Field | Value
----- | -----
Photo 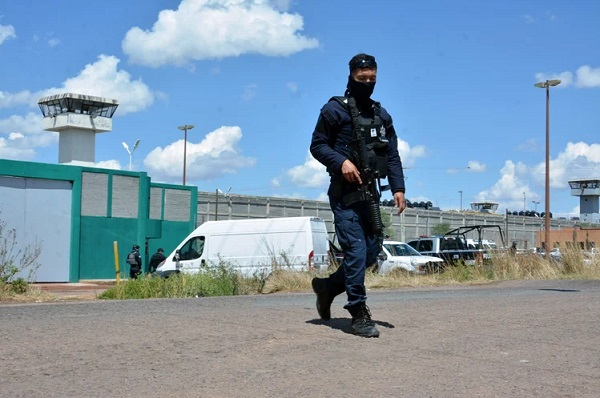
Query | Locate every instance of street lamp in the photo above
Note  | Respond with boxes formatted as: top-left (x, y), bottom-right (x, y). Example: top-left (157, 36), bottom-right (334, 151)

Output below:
top-left (215, 187), bottom-right (232, 220)
top-left (523, 192), bottom-right (526, 213)
top-left (121, 139), bottom-right (140, 171)
top-left (532, 200), bottom-right (540, 213)
top-left (534, 79), bottom-right (561, 251)
top-left (458, 190), bottom-right (463, 211)
top-left (177, 125), bottom-right (194, 185)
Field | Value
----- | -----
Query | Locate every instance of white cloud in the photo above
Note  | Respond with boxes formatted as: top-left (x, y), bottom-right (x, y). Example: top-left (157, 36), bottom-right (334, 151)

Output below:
top-left (476, 141), bottom-right (600, 212)
top-left (287, 138), bottom-right (427, 189)
top-left (475, 160), bottom-right (533, 211)
top-left (48, 38), bottom-right (60, 47)
top-left (94, 160), bottom-right (122, 170)
top-left (0, 55), bottom-right (154, 115)
top-left (467, 160), bottom-right (486, 172)
top-left (143, 125), bottom-right (255, 181)
top-left (522, 15), bottom-right (535, 24)
top-left (396, 139), bottom-right (426, 168)
top-left (242, 84), bottom-right (258, 101)
top-left (286, 82), bottom-right (298, 93)
top-left (43, 55), bottom-right (154, 115)
top-left (534, 65), bottom-right (600, 89)
top-left (315, 191), bottom-right (328, 202)
top-left (287, 151), bottom-right (328, 188)
top-left (0, 90), bottom-right (33, 108)
top-left (122, 0), bottom-right (319, 67)
top-left (515, 137), bottom-right (538, 152)
top-left (531, 141), bottom-right (600, 188)
top-left (545, 11), bottom-right (557, 22)
top-left (575, 65), bottom-right (600, 88)
top-left (0, 24), bottom-right (16, 45)
top-left (0, 112), bottom-right (57, 160)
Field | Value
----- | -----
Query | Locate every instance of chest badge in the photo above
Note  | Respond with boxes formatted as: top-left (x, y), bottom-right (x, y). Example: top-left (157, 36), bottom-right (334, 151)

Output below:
top-left (370, 128), bottom-right (377, 137)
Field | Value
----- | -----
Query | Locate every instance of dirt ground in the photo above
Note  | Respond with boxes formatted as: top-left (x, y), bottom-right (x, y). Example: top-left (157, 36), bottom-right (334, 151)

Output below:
top-left (24, 281), bottom-right (114, 302)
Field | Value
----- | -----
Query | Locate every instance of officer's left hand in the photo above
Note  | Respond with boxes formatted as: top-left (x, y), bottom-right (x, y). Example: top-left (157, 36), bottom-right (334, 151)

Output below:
top-left (394, 191), bottom-right (406, 214)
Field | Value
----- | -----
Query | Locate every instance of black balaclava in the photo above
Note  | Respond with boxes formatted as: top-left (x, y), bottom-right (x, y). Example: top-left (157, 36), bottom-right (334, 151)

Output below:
top-left (346, 53), bottom-right (377, 104)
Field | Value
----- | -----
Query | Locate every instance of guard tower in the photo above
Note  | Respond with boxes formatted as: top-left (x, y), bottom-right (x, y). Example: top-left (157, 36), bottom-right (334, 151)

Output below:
top-left (470, 201), bottom-right (499, 213)
top-left (38, 93), bottom-right (119, 165)
top-left (569, 178), bottom-right (600, 223)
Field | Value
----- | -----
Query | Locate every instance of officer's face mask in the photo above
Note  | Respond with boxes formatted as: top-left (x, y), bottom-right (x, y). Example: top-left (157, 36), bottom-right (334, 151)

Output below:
top-left (347, 77), bottom-right (376, 102)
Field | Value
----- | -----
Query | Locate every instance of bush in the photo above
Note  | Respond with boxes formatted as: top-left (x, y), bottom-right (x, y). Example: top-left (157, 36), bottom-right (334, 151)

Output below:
top-left (99, 264), bottom-right (254, 300)
top-left (0, 215), bottom-right (41, 293)
top-left (10, 278), bottom-right (29, 294)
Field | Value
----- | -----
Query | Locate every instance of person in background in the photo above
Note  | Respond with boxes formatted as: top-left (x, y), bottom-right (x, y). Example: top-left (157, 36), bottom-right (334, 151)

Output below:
top-left (126, 244), bottom-right (143, 279)
top-left (309, 53), bottom-right (406, 338)
top-left (149, 248), bottom-right (166, 273)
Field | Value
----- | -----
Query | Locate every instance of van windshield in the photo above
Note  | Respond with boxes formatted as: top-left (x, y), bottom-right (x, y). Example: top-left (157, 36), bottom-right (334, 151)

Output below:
top-left (179, 236), bottom-right (205, 260)
top-left (384, 242), bottom-right (421, 257)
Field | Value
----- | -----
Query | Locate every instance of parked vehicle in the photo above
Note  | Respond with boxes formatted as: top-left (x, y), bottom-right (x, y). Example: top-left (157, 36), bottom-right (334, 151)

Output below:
top-left (406, 225), bottom-right (505, 266)
top-left (378, 240), bottom-right (444, 274)
top-left (329, 240), bottom-right (345, 267)
top-left (155, 217), bottom-right (330, 278)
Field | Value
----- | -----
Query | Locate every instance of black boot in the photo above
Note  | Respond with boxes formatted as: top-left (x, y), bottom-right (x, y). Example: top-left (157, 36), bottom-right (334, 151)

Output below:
top-left (348, 304), bottom-right (380, 338)
top-left (311, 277), bottom-right (334, 320)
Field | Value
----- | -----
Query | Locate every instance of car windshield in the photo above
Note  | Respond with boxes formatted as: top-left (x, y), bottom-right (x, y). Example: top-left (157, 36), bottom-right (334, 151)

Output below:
top-left (384, 242), bottom-right (422, 256)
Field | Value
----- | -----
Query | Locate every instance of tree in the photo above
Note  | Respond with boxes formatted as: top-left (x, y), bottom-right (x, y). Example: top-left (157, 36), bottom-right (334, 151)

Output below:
top-left (432, 222), bottom-right (452, 235)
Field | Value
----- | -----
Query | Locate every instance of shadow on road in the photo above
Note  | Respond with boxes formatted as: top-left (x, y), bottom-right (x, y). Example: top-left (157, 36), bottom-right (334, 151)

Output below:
top-left (306, 318), bottom-right (395, 335)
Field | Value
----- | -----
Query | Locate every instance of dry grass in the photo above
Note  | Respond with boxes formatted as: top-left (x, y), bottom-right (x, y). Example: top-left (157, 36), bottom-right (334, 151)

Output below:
top-left (3, 248), bottom-right (598, 302)
top-left (0, 284), bottom-right (57, 303)
top-left (264, 247), bottom-right (600, 293)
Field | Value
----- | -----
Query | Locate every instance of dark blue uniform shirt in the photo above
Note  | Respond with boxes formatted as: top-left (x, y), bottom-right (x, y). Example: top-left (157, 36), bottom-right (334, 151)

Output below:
top-left (310, 97), bottom-right (405, 198)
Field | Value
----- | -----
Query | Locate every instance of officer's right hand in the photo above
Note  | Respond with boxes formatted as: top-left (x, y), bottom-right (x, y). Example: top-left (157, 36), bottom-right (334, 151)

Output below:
top-left (341, 159), bottom-right (362, 185)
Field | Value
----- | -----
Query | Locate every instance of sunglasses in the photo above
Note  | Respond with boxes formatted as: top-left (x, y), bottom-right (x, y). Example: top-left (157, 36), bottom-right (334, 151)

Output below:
top-left (351, 58), bottom-right (377, 70)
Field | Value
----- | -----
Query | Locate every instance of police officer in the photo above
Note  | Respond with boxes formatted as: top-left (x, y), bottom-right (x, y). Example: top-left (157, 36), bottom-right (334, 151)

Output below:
top-left (126, 244), bottom-right (143, 279)
top-left (149, 248), bottom-right (166, 273)
top-left (309, 53), bottom-right (406, 338)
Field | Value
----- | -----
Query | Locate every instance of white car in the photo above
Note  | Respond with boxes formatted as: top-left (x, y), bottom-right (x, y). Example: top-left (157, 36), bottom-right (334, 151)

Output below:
top-left (378, 240), bottom-right (445, 275)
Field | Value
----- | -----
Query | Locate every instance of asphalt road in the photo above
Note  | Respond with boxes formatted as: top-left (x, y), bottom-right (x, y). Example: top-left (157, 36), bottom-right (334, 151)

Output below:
top-left (1, 279), bottom-right (599, 398)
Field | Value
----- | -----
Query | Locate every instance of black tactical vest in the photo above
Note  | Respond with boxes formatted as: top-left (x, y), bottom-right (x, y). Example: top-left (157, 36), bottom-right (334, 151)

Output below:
top-left (331, 96), bottom-right (390, 178)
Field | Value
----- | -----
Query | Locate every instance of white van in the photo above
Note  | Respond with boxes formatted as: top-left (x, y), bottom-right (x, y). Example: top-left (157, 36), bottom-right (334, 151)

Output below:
top-left (156, 216), bottom-right (330, 278)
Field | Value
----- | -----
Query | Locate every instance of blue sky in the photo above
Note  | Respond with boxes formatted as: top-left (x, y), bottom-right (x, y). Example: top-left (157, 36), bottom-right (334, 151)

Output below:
top-left (1, 0), bottom-right (599, 217)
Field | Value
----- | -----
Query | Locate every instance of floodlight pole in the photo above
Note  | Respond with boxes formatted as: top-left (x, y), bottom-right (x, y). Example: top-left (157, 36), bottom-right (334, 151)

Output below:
top-left (177, 125), bottom-right (194, 185)
top-left (534, 79), bottom-right (561, 252)
top-left (215, 187), bottom-right (232, 220)
top-left (122, 139), bottom-right (140, 171)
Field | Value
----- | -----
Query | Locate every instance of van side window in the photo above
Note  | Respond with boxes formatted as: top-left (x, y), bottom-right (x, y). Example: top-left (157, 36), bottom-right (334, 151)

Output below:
top-left (180, 236), bottom-right (205, 260)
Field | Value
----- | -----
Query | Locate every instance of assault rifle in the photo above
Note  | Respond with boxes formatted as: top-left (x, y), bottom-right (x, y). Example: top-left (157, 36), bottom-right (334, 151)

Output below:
top-left (343, 98), bottom-right (388, 239)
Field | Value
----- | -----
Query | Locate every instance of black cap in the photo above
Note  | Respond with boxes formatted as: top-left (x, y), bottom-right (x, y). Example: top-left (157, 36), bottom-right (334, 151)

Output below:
top-left (157, 248), bottom-right (164, 253)
top-left (349, 53), bottom-right (377, 72)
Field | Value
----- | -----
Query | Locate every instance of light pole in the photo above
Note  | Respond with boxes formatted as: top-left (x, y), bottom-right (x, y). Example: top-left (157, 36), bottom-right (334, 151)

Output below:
top-left (458, 190), bottom-right (463, 211)
top-left (121, 139), bottom-right (140, 171)
top-left (215, 187), bottom-right (231, 220)
top-left (532, 200), bottom-right (540, 213)
top-left (534, 79), bottom-right (561, 252)
top-left (177, 125), bottom-right (194, 185)
top-left (523, 192), bottom-right (526, 213)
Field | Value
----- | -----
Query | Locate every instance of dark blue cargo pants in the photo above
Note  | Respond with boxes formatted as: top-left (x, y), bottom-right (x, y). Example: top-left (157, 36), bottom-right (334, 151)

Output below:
top-left (328, 195), bottom-right (380, 309)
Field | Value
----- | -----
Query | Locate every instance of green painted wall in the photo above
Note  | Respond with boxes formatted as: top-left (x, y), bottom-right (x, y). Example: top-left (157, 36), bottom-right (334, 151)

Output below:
top-left (0, 159), bottom-right (197, 282)
top-left (79, 216), bottom-right (138, 279)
